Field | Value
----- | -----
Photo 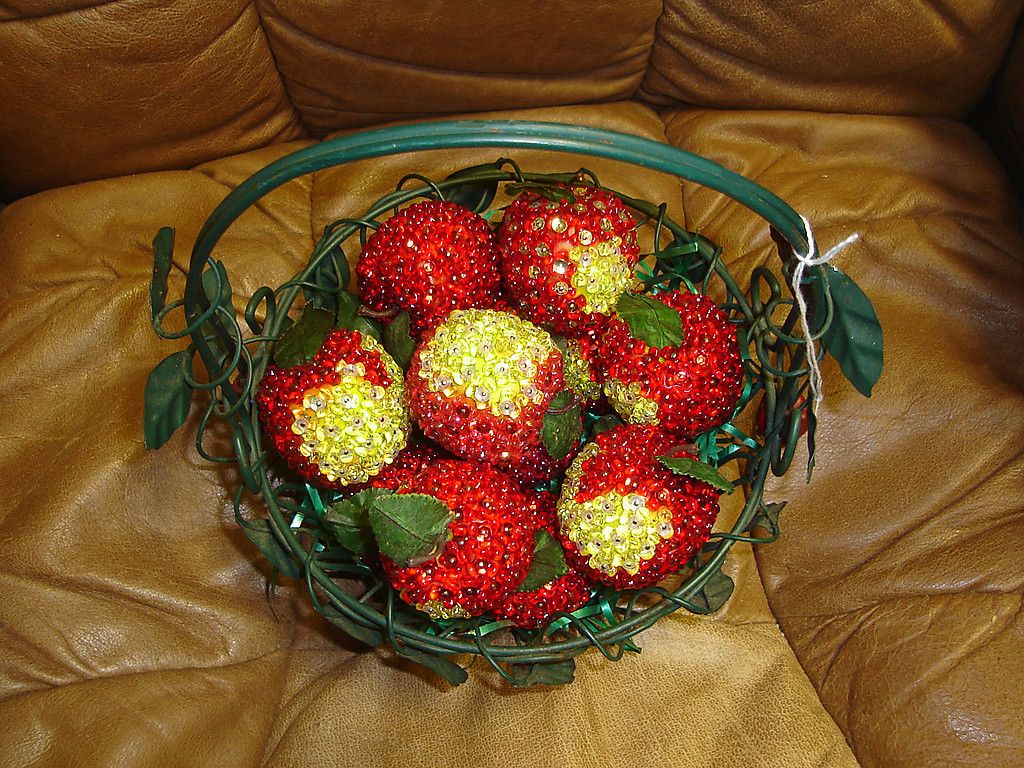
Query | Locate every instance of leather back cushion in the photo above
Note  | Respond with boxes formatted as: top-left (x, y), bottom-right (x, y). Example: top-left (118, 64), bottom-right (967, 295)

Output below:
top-left (642, 0), bottom-right (1024, 118)
top-left (0, 0), bottom-right (305, 199)
top-left (257, 0), bottom-right (662, 135)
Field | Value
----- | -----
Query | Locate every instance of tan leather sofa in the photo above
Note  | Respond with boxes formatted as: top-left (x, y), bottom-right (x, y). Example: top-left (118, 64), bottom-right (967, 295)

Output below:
top-left (1, 3), bottom-right (1022, 767)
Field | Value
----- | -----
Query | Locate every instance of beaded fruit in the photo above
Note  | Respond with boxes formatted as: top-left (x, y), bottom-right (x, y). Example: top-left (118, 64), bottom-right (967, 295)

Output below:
top-left (507, 441), bottom-right (578, 490)
top-left (406, 308), bottom-right (565, 467)
top-left (493, 491), bottom-right (592, 629)
top-left (356, 199), bottom-right (501, 336)
top-left (257, 329), bottom-right (410, 489)
top-left (600, 290), bottom-right (743, 439)
top-left (561, 332), bottom-right (603, 402)
top-left (498, 184), bottom-right (641, 337)
top-left (361, 442), bottom-right (446, 492)
top-left (380, 459), bottom-right (536, 619)
top-left (556, 425), bottom-right (720, 590)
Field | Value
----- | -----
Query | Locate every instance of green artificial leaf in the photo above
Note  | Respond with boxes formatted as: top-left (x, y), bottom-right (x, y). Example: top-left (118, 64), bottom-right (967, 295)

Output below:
top-left (590, 413), bottom-right (624, 436)
top-left (383, 311), bottom-right (416, 370)
top-left (616, 293), bottom-right (684, 348)
top-left (688, 568), bottom-right (735, 614)
top-left (394, 643), bottom-right (469, 686)
top-left (150, 227), bottom-right (175, 320)
top-left (143, 350), bottom-right (193, 449)
top-left (202, 259), bottom-right (232, 309)
top-left (324, 488), bottom-right (393, 554)
top-left (348, 316), bottom-right (383, 342)
top-left (517, 530), bottom-right (569, 592)
top-left (504, 182), bottom-right (575, 203)
top-left (368, 493), bottom-right (454, 567)
top-left (236, 517), bottom-right (302, 579)
top-left (746, 501), bottom-right (786, 540)
top-left (510, 658), bottom-right (576, 688)
top-left (654, 241), bottom-right (701, 262)
top-left (542, 391), bottom-right (582, 460)
top-left (316, 603), bottom-right (383, 647)
top-left (806, 406), bottom-right (818, 481)
top-left (444, 161), bottom-right (505, 213)
top-left (658, 456), bottom-right (734, 494)
top-left (814, 265), bottom-right (883, 397)
top-left (335, 291), bottom-right (361, 328)
top-left (273, 307), bottom-right (334, 368)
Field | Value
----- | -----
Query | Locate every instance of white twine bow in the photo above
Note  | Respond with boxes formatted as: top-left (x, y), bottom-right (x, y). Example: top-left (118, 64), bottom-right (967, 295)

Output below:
top-left (791, 215), bottom-right (859, 414)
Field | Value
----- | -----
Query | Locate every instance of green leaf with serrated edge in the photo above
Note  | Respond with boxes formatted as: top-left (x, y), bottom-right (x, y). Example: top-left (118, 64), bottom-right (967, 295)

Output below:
top-left (316, 603), bottom-right (383, 647)
top-left (143, 350), bottom-right (193, 449)
top-left (348, 316), bottom-right (382, 341)
top-left (590, 413), bottom-right (624, 436)
top-left (150, 227), bottom-right (174, 320)
top-left (444, 161), bottom-right (505, 213)
top-left (202, 259), bottom-right (232, 309)
top-left (273, 307), bottom-right (334, 368)
top-left (517, 530), bottom-right (569, 592)
top-left (813, 265), bottom-right (883, 397)
top-left (542, 391), bottom-right (582, 460)
top-left (746, 501), bottom-right (786, 539)
top-left (510, 658), bottom-right (576, 687)
top-left (368, 493), bottom-right (454, 567)
top-left (394, 644), bottom-right (469, 686)
top-left (324, 488), bottom-right (393, 554)
top-left (236, 517), bottom-right (302, 579)
top-left (616, 293), bottom-right (684, 348)
top-left (657, 456), bottom-right (734, 494)
top-left (688, 569), bottom-right (734, 614)
top-left (335, 291), bottom-right (361, 328)
top-left (383, 311), bottom-right (415, 370)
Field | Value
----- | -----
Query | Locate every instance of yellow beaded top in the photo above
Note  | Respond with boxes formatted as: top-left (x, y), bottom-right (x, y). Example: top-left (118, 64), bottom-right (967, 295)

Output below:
top-left (417, 309), bottom-right (557, 419)
top-left (563, 338), bottom-right (601, 400)
top-left (558, 442), bottom-right (674, 576)
top-left (566, 235), bottom-right (631, 315)
top-left (603, 378), bottom-right (660, 426)
top-left (290, 335), bottom-right (409, 485)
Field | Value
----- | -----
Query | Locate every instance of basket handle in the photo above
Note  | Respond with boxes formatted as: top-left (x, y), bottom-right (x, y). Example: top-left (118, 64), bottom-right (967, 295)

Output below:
top-left (183, 120), bottom-right (808, 322)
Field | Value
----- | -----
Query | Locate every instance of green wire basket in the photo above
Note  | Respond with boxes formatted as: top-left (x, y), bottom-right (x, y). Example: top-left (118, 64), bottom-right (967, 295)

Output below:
top-left (145, 120), bottom-right (881, 687)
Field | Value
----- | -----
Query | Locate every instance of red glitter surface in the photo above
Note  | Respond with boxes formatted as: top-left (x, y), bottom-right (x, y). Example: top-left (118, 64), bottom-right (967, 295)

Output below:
top-left (405, 316), bottom-right (565, 467)
top-left (380, 459), bottom-right (536, 617)
top-left (557, 425), bottom-right (721, 590)
top-left (256, 329), bottom-right (402, 490)
top-left (599, 291), bottom-right (744, 439)
top-left (498, 184), bottom-right (640, 337)
top-left (357, 200), bottom-right (501, 335)
top-left (493, 490), bottom-right (592, 629)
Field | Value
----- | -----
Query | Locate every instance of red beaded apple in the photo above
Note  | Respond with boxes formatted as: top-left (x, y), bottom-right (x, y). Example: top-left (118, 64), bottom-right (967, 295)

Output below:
top-left (600, 290), bottom-right (743, 439)
top-left (357, 200), bottom-right (501, 336)
top-left (498, 183), bottom-right (640, 337)
top-left (493, 491), bottom-right (592, 629)
top-left (405, 308), bottom-right (566, 468)
top-left (380, 458), bottom-right (536, 619)
top-left (257, 328), bottom-right (410, 489)
top-left (556, 425), bottom-right (721, 590)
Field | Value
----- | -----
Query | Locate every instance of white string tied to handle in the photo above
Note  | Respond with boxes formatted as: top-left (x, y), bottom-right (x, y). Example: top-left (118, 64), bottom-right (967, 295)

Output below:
top-left (791, 215), bottom-right (860, 415)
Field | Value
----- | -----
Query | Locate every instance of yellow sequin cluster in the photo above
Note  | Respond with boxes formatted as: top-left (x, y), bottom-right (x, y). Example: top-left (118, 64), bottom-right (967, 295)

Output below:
top-left (563, 338), bottom-right (601, 400)
top-left (603, 378), bottom-right (660, 426)
top-left (558, 444), bottom-right (673, 576)
top-left (566, 235), bottom-right (631, 315)
top-left (417, 309), bottom-right (557, 419)
top-left (291, 336), bottom-right (409, 485)
top-left (416, 599), bottom-right (470, 620)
